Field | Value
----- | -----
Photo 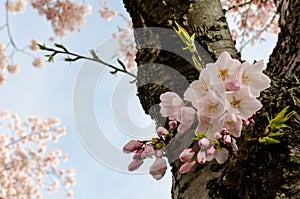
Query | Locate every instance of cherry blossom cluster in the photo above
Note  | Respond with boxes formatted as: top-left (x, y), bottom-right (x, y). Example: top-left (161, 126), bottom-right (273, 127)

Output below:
top-left (99, 2), bottom-right (117, 22)
top-left (159, 51), bottom-right (271, 173)
top-left (122, 122), bottom-right (178, 180)
top-left (30, 0), bottom-right (92, 39)
top-left (0, 110), bottom-right (76, 198)
top-left (179, 128), bottom-right (238, 173)
top-left (99, 2), bottom-right (137, 70)
top-left (221, 0), bottom-right (279, 48)
top-left (6, 0), bottom-right (27, 14)
top-left (112, 20), bottom-right (137, 70)
top-left (0, 43), bottom-right (20, 85)
top-left (29, 39), bottom-right (45, 68)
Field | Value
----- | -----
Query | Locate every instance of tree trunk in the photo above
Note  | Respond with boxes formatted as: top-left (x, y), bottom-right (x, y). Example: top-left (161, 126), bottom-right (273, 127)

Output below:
top-left (123, 0), bottom-right (300, 198)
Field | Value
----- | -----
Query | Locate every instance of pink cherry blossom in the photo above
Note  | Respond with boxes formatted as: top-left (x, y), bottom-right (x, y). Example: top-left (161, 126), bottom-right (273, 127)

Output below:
top-left (31, 0), bottom-right (92, 39)
top-left (7, 64), bottom-right (20, 74)
top-left (196, 115), bottom-right (223, 137)
top-left (196, 90), bottom-right (226, 119)
top-left (159, 92), bottom-right (184, 118)
top-left (226, 87), bottom-right (262, 120)
top-left (30, 39), bottom-right (40, 52)
top-left (214, 148), bottom-right (229, 164)
top-left (99, 2), bottom-right (117, 22)
top-left (6, 0), bottom-right (27, 14)
top-left (220, 111), bottom-right (243, 138)
top-left (0, 111), bottom-right (75, 198)
top-left (173, 107), bottom-right (196, 133)
top-left (241, 60), bottom-right (271, 97)
top-left (205, 146), bottom-right (229, 164)
top-left (32, 57), bottom-right (44, 68)
top-left (206, 146), bottom-right (216, 161)
top-left (207, 51), bottom-right (241, 83)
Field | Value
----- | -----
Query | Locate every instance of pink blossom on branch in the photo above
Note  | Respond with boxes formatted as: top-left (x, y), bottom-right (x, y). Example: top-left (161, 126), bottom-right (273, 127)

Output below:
top-left (221, 0), bottom-right (279, 49)
top-left (6, 0), bottom-right (27, 14)
top-left (0, 110), bottom-right (76, 199)
top-left (30, 0), bottom-right (92, 39)
top-left (99, 2), bottom-right (117, 22)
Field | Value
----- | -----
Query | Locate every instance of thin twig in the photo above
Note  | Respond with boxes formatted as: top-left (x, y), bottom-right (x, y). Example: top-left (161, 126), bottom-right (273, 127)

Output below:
top-left (42, 45), bottom-right (137, 79)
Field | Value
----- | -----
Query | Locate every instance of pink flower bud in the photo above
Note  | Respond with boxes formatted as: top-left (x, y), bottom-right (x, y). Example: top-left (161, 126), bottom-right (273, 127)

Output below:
top-left (198, 138), bottom-right (210, 149)
top-left (149, 158), bottom-right (167, 180)
top-left (123, 140), bottom-right (143, 153)
top-left (156, 127), bottom-right (168, 137)
top-left (179, 148), bottom-right (195, 162)
top-left (155, 150), bottom-right (163, 158)
top-left (249, 118), bottom-right (255, 124)
top-left (223, 134), bottom-right (232, 144)
top-left (214, 132), bottom-right (222, 140)
top-left (226, 81), bottom-right (241, 91)
top-left (179, 161), bottom-right (196, 174)
top-left (133, 149), bottom-right (143, 159)
top-left (207, 146), bottom-right (216, 156)
top-left (197, 151), bottom-right (207, 164)
top-left (128, 159), bottom-right (143, 171)
top-left (221, 128), bottom-right (229, 135)
top-left (232, 138), bottom-right (238, 152)
top-left (168, 120), bottom-right (177, 129)
top-left (242, 119), bottom-right (250, 126)
top-left (141, 144), bottom-right (155, 159)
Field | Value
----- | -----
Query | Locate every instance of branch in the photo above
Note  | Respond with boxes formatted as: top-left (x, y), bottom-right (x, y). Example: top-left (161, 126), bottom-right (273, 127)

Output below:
top-left (39, 43), bottom-right (137, 79)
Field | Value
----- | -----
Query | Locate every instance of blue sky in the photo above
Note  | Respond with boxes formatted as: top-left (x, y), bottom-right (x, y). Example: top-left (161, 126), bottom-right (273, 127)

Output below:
top-left (0, 1), bottom-right (277, 199)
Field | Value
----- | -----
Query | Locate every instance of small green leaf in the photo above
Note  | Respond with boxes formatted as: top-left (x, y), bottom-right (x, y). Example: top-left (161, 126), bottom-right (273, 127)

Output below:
top-left (54, 43), bottom-right (64, 49)
top-left (48, 54), bottom-right (55, 63)
top-left (89, 49), bottom-right (100, 61)
top-left (54, 43), bottom-right (68, 52)
top-left (192, 55), bottom-right (203, 70)
top-left (259, 137), bottom-right (281, 145)
top-left (38, 43), bottom-right (47, 50)
top-left (195, 132), bottom-right (206, 140)
top-left (268, 131), bottom-right (284, 138)
top-left (262, 106), bottom-right (295, 136)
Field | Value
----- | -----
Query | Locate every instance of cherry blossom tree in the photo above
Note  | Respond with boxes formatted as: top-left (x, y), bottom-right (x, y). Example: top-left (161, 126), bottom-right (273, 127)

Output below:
top-left (121, 0), bottom-right (299, 198)
top-left (0, 0), bottom-right (299, 199)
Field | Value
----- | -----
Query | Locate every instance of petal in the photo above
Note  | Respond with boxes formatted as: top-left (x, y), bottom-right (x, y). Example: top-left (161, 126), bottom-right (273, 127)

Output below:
top-left (214, 148), bottom-right (229, 164)
top-left (179, 148), bottom-right (195, 162)
top-left (198, 138), bottom-right (210, 150)
top-left (156, 127), bottom-right (168, 137)
top-left (159, 92), bottom-right (184, 117)
top-left (197, 150), bottom-right (207, 164)
top-left (128, 159), bottom-right (144, 171)
top-left (179, 161), bottom-right (196, 174)
top-left (149, 158), bottom-right (167, 179)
